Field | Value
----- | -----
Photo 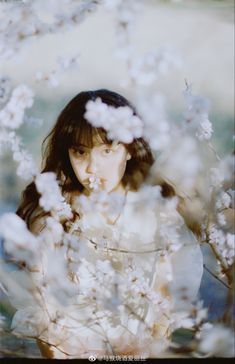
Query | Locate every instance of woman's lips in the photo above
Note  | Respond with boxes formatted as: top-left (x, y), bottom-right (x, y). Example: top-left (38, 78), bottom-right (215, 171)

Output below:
top-left (83, 177), bottom-right (107, 190)
top-left (83, 177), bottom-right (106, 184)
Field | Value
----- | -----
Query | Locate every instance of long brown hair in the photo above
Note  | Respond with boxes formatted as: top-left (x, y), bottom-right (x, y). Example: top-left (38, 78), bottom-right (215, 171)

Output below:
top-left (17, 89), bottom-right (155, 229)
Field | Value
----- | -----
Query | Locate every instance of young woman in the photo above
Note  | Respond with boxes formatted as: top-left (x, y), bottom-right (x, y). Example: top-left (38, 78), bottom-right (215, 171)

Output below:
top-left (15, 89), bottom-right (203, 359)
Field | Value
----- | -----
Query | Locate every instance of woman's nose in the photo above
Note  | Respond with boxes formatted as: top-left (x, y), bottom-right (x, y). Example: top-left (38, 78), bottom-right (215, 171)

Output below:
top-left (86, 151), bottom-right (97, 174)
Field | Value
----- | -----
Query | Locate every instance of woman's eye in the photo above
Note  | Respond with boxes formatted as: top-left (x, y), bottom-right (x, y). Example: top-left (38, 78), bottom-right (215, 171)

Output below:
top-left (72, 148), bottom-right (87, 156)
top-left (103, 148), bottom-right (112, 154)
top-left (77, 149), bottom-right (86, 155)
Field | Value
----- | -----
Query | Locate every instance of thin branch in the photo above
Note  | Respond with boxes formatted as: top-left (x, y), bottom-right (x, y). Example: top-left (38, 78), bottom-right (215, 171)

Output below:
top-left (208, 141), bottom-right (221, 162)
top-left (203, 264), bottom-right (230, 289)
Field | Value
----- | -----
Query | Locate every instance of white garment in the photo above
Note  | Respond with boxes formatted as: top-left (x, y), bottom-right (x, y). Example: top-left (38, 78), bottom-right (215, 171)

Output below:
top-left (9, 186), bottom-right (203, 358)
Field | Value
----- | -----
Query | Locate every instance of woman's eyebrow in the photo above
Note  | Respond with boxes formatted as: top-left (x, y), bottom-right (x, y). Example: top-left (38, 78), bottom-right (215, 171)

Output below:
top-left (71, 144), bottom-right (90, 150)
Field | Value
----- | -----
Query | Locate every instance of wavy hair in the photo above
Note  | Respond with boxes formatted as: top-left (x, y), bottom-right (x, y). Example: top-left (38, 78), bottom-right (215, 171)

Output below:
top-left (17, 89), bottom-right (155, 228)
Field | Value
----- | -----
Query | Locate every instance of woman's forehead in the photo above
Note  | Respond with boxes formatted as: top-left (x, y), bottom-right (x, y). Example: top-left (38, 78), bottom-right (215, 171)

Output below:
top-left (69, 125), bottom-right (110, 148)
top-left (92, 133), bottom-right (107, 145)
top-left (72, 133), bottom-right (112, 149)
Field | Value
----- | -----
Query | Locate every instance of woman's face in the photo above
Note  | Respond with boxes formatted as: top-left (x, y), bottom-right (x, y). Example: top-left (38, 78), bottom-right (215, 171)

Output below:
top-left (68, 134), bottom-right (131, 194)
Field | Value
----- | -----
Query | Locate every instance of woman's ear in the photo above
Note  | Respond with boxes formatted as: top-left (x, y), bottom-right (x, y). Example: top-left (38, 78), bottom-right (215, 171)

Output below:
top-left (126, 152), bottom-right (131, 161)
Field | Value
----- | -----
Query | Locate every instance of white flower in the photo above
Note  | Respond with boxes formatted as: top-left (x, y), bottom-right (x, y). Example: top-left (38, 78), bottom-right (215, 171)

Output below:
top-left (0, 213), bottom-right (38, 263)
top-left (108, 105), bottom-right (143, 143)
top-left (35, 70), bottom-right (59, 88)
top-left (0, 105), bottom-right (24, 129)
top-left (157, 137), bottom-right (202, 194)
top-left (196, 115), bottom-right (213, 141)
top-left (159, 197), bottom-right (184, 252)
top-left (0, 84), bottom-right (34, 129)
top-left (183, 85), bottom-right (213, 141)
top-left (47, 71), bottom-right (60, 88)
top-left (14, 149), bottom-right (38, 180)
top-left (35, 172), bottom-right (72, 218)
top-left (84, 97), bottom-right (110, 129)
top-left (218, 155), bottom-right (234, 187)
top-left (44, 217), bottom-right (64, 243)
top-left (128, 48), bottom-right (182, 86)
top-left (199, 324), bottom-right (235, 357)
top-left (170, 301), bottom-right (207, 331)
top-left (210, 168), bottom-right (224, 188)
top-left (85, 98), bottom-right (143, 144)
top-left (209, 224), bottom-right (226, 246)
top-left (57, 54), bottom-right (80, 70)
top-left (131, 185), bottom-right (162, 207)
top-left (217, 212), bottom-right (226, 226)
top-left (216, 191), bottom-right (231, 210)
top-left (137, 93), bottom-right (170, 151)
top-left (96, 259), bottom-right (114, 276)
top-left (0, 213), bottom-right (37, 248)
top-left (10, 84), bottom-right (34, 110)
top-left (88, 175), bottom-right (101, 190)
top-left (226, 233), bottom-right (234, 249)
top-left (209, 225), bottom-right (234, 266)
top-left (9, 134), bottom-right (38, 180)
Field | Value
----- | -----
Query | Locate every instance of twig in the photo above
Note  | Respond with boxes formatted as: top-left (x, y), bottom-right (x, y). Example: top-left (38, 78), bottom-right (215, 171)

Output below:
top-left (203, 264), bottom-right (230, 289)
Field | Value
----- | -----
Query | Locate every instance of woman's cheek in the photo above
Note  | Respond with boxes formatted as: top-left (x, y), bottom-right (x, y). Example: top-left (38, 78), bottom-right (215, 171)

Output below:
top-left (105, 155), bottom-right (127, 180)
top-left (73, 160), bottom-right (87, 179)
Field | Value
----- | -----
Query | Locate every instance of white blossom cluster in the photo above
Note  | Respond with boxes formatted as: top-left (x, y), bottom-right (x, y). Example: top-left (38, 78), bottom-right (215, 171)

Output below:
top-left (183, 84), bottom-right (213, 141)
top-left (35, 70), bottom-right (60, 88)
top-left (0, 130), bottom-right (38, 180)
top-left (104, 0), bottom-right (142, 62)
top-left (74, 190), bottom-right (126, 217)
top-left (11, 134), bottom-right (38, 180)
top-left (104, 0), bottom-right (182, 89)
top-left (0, 84), bottom-right (34, 129)
top-left (155, 136), bottom-right (202, 195)
top-left (0, 0), bottom-right (101, 62)
top-left (125, 266), bottom-right (165, 307)
top-left (35, 53), bottom-right (80, 88)
top-left (137, 93), bottom-right (170, 151)
top-left (85, 97), bottom-right (143, 143)
top-left (198, 324), bottom-right (235, 358)
top-left (0, 213), bottom-right (38, 264)
top-left (170, 300), bottom-right (207, 331)
top-left (158, 197), bottom-right (184, 253)
top-left (215, 191), bottom-right (232, 227)
top-left (127, 48), bottom-right (182, 87)
top-left (35, 172), bottom-right (72, 219)
top-left (215, 191), bottom-right (232, 210)
top-left (209, 224), bottom-right (234, 267)
top-left (0, 83), bottom-right (41, 180)
top-left (210, 167), bottom-right (224, 189)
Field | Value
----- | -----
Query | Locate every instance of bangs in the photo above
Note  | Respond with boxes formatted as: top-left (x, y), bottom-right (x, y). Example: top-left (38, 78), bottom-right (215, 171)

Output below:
top-left (60, 118), bottom-right (112, 150)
